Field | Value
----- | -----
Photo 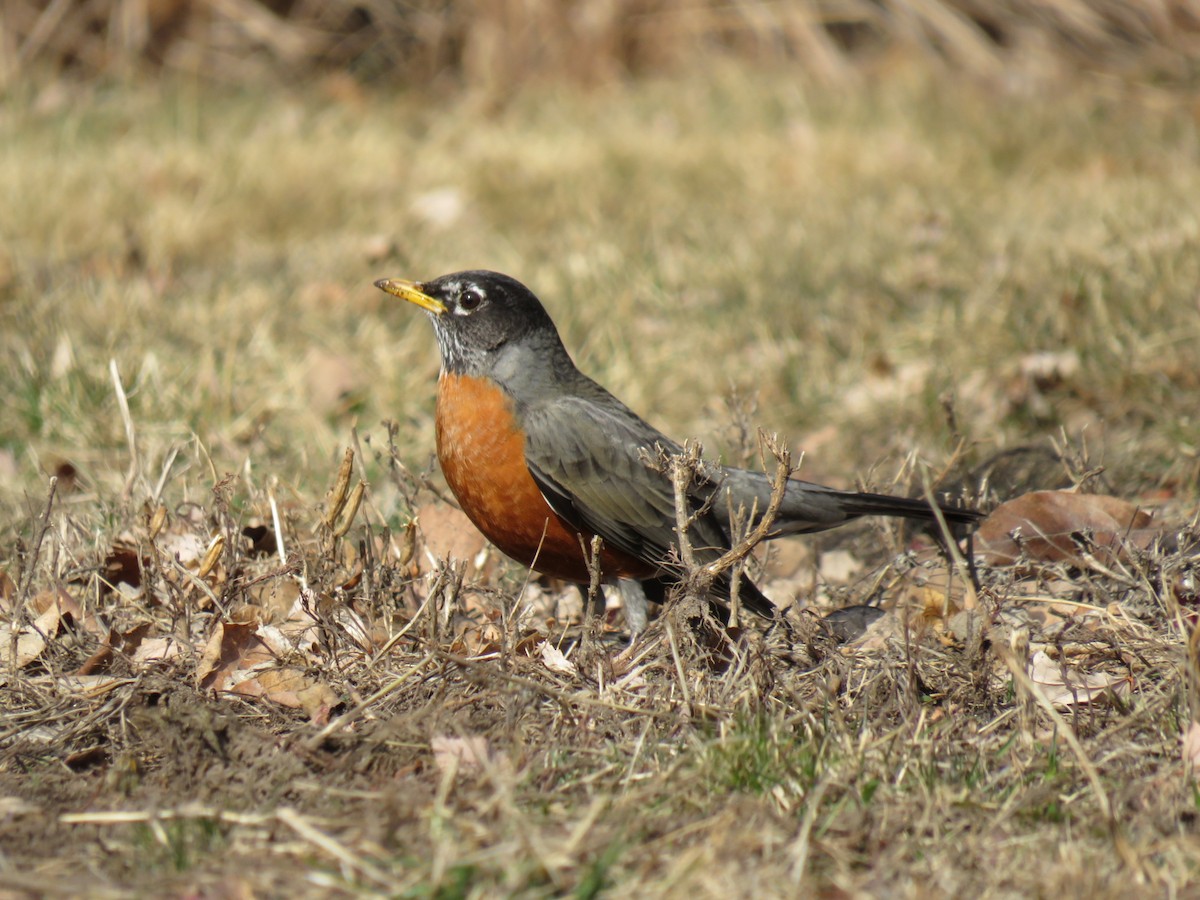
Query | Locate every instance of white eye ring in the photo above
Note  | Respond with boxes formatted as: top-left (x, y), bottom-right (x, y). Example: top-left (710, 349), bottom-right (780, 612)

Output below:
top-left (458, 289), bottom-right (485, 312)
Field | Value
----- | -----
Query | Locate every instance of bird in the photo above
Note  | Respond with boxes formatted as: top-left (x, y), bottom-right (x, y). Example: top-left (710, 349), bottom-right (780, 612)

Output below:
top-left (375, 270), bottom-right (980, 632)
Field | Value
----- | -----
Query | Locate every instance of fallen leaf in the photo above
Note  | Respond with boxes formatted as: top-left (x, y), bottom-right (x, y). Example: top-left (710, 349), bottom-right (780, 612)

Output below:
top-left (254, 623), bottom-right (295, 658)
top-left (416, 503), bottom-right (494, 579)
top-left (278, 595), bottom-right (321, 655)
top-left (231, 668), bottom-right (338, 721)
top-left (131, 636), bottom-right (180, 667)
top-left (976, 491), bottom-right (1157, 567)
top-left (33, 584), bottom-right (105, 637)
top-left (0, 585), bottom-right (90, 668)
top-left (76, 622), bottom-right (152, 675)
top-left (540, 641), bottom-right (577, 676)
top-left (197, 622), bottom-right (274, 691)
top-left (296, 682), bottom-right (338, 725)
top-left (513, 632), bottom-right (544, 656)
top-left (1027, 649), bottom-right (1128, 708)
top-left (0, 604), bottom-right (60, 667)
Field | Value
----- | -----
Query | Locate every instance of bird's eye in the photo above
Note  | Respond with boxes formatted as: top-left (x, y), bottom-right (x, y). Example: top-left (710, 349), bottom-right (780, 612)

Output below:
top-left (459, 290), bottom-right (484, 311)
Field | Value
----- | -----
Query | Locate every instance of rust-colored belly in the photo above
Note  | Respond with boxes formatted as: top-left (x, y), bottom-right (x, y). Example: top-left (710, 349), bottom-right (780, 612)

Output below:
top-left (435, 373), bottom-right (647, 583)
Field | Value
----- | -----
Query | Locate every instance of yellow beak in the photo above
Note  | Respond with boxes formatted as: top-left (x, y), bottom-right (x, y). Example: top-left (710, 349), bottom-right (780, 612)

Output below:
top-left (373, 278), bottom-right (446, 315)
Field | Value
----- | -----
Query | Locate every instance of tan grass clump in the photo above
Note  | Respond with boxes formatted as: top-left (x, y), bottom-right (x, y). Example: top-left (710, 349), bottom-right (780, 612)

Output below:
top-left (4, 0), bottom-right (1200, 90)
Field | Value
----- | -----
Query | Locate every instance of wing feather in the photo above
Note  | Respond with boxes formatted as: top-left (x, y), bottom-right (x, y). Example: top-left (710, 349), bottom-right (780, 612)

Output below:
top-left (523, 396), bottom-right (728, 568)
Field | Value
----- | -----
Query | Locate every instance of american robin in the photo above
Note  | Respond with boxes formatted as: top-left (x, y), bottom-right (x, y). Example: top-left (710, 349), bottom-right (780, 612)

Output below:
top-left (375, 270), bottom-right (980, 630)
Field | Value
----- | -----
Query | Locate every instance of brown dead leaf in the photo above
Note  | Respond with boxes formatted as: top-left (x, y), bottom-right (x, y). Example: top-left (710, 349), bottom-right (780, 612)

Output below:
top-left (231, 668), bottom-right (338, 722)
top-left (514, 632), bottom-right (544, 656)
top-left (416, 503), bottom-right (494, 578)
top-left (295, 680), bottom-right (339, 724)
top-left (0, 604), bottom-right (61, 668)
top-left (451, 614), bottom-right (505, 658)
top-left (197, 622), bottom-right (274, 691)
top-left (76, 622), bottom-right (153, 675)
top-left (1027, 649), bottom-right (1129, 707)
top-left (38, 584), bottom-right (105, 637)
top-left (540, 641), bottom-right (577, 676)
top-left (197, 601), bottom-right (335, 716)
top-left (976, 491), bottom-right (1157, 566)
top-left (0, 584), bottom-right (91, 669)
top-left (131, 635), bottom-right (181, 667)
top-left (277, 600), bottom-right (321, 656)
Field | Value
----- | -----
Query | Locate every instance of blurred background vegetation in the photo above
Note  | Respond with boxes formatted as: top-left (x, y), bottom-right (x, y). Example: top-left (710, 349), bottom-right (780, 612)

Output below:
top-left (2, 1), bottom-right (1198, 524)
top-left (4, 0), bottom-right (1199, 88)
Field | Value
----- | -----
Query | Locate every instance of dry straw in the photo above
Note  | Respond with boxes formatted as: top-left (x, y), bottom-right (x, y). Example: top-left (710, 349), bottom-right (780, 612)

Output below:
top-left (3, 0), bottom-right (1199, 88)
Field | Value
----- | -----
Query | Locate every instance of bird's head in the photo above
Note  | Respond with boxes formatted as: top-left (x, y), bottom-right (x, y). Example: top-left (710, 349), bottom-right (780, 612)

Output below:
top-left (375, 270), bottom-right (563, 379)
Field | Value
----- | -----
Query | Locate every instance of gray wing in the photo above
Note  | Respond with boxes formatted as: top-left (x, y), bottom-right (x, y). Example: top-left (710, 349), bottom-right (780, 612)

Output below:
top-left (521, 396), bottom-right (730, 569)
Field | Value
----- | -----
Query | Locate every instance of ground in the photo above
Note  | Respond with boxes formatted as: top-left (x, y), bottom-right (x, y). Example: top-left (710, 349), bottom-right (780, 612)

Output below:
top-left (1, 62), bottom-right (1199, 896)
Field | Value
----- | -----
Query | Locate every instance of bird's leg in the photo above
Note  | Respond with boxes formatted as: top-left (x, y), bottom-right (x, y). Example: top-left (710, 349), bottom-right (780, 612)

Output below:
top-left (615, 578), bottom-right (650, 637)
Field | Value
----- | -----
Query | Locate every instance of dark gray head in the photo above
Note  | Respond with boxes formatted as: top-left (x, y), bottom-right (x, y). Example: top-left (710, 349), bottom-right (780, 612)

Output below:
top-left (374, 270), bottom-right (569, 380)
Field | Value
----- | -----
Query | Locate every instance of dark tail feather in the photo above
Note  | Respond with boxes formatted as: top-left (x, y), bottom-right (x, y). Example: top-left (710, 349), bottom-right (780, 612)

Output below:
top-left (720, 469), bottom-right (982, 536)
top-left (723, 574), bottom-right (775, 619)
top-left (642, 571), bottom-right (776, 620)
top-left (832, 489), bottom-right (983, 529)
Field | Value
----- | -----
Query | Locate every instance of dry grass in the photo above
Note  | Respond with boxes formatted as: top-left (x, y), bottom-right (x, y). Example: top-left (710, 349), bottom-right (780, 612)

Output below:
top-left (3, 0), bottom-right (1200, 90)
top-left (1, 60), bottom-right (1200, 895)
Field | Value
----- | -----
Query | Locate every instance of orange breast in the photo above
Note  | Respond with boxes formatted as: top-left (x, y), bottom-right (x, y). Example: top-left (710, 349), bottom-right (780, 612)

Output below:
top-left (435, 373), bottom-right (649, 584)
